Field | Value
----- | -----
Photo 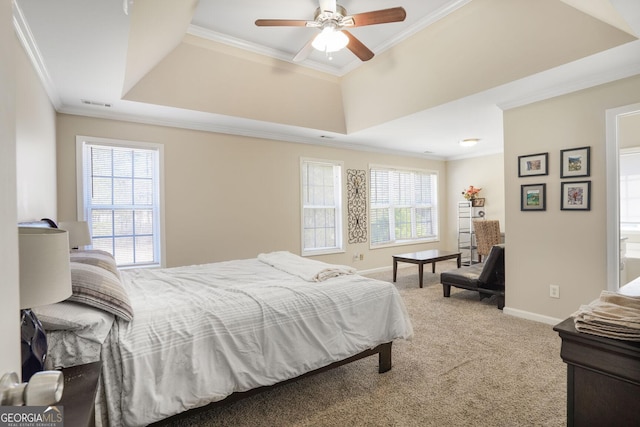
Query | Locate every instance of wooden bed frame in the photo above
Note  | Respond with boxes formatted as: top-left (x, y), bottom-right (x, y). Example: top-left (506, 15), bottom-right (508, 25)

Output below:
top-left (149, 342), bottom-right (393, 425)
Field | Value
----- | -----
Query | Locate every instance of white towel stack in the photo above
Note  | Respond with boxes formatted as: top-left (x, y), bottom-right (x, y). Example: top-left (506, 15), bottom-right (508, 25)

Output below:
top-left (573, 291), bottom-right (640, 341)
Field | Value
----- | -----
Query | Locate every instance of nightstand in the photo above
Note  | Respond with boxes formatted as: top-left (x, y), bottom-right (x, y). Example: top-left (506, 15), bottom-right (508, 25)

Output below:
top-left (57, 361), bottom-right (102, 427)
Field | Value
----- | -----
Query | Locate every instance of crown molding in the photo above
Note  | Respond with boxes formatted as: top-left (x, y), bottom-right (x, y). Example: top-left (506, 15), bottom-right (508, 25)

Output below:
top-left (12, 1), bottom-right (62, 109)
top-left (57, 103), bottom-right (444, 161)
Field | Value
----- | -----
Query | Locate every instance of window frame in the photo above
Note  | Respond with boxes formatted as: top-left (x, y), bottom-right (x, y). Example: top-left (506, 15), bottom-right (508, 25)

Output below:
top-left (75, 136), bottom-right (166, 268)
top-left (369, 164), bottom-right (439, 249)
top-left (300, 157), bottom-right (344, 257)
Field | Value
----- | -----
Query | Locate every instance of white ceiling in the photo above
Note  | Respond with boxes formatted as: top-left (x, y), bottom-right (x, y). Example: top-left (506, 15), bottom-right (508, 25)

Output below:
top-left (13, 0), bottom-right (640, 160)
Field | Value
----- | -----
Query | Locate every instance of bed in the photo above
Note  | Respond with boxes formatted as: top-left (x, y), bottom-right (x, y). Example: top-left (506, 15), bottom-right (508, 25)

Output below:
top-left (30, 242), bottom-right (413, 426)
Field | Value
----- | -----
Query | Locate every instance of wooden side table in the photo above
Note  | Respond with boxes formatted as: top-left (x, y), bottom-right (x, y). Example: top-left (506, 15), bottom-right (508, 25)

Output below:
top-left (57, 361), bottom-right (102, 427)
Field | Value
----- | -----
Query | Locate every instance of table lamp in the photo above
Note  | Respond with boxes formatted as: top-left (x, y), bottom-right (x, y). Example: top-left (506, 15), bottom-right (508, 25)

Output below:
top-left (58, 220), bottom-right (92, 250)
top-left (19, 227), bottom-right (73, 382)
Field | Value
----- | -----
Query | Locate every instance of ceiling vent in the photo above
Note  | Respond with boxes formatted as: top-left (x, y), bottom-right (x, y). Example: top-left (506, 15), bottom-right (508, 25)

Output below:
top-left (81, 99), bottom-right (112, 108)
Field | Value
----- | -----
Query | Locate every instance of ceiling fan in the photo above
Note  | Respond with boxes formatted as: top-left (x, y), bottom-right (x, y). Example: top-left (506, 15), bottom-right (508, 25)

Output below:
top-left (255, 0), bottom-right (406, 62)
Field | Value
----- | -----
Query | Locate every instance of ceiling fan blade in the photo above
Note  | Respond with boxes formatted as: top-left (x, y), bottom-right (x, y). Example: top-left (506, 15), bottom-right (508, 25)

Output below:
top-left (255, 19), bottom-right (309, 27)
top-left (343, 30), bottom-right (374, 61)
top-left (319, 0), bottom-right (337, 13)
top-left (293, 37), bottom-right (315, 62)
top-left (350, 7), bottom-right (406, 27)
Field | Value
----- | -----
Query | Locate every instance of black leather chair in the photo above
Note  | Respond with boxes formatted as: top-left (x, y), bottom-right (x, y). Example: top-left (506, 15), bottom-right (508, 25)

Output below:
top-left (440, 244), bottom-right (505, 309)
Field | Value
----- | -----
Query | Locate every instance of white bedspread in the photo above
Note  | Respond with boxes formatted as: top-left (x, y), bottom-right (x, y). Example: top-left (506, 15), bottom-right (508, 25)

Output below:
top-left (99, 257), bottom-right (413, 426)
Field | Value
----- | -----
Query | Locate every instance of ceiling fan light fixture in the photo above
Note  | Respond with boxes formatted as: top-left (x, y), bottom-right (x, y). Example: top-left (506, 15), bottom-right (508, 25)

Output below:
top-left (312, 27), bottom-right (349, 53)
top-left (459, 138), bottom-right (480, 147)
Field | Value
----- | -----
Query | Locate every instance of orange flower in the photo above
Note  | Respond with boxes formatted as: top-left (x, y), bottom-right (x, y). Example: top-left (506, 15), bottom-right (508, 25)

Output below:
top-left (462, 185), bottom-right (482, 200)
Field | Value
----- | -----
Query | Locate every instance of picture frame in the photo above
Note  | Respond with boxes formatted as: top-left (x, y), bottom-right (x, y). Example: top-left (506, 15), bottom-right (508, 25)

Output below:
top-left (560, 146), bottom-right (590, 178)
top-left (518, 152), bottom-right (548, 177)
top-left (561, 181), bottom-right (591, 211)
top-left (472, 197), bottom-right (485, 207)
top-left (521, 183), bottom-right (546, 211)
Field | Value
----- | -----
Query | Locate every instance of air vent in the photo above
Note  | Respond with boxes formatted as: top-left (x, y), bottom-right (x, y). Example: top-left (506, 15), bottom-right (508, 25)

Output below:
top-left (81, 99), bottom-right (112, 108)
top-left (319, 135), bottom-right (334, 139)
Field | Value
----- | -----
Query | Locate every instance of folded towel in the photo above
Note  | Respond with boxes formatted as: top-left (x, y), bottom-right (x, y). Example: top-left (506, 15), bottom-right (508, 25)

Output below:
top-left (573, 290), bottom-right (640, 341)
top-left (258, 251), bottom-right (356, 282)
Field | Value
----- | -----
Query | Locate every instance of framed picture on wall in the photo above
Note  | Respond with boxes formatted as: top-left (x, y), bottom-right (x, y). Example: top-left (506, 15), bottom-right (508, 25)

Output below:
top-left (560, 146), bottom-right (590, 178)
top-left (518, 152), bottom-right (548, 177)
top-left (521, 183), bottom-right (546, 211)
top-left (561, 181), bottom-right (591, 211)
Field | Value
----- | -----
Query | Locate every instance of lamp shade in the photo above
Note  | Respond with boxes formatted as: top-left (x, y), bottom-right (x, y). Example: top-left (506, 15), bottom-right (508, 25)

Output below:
top-left (58, 221), bottom-right (92, 249)
top-left (19, 227), bottom-right (72, 309)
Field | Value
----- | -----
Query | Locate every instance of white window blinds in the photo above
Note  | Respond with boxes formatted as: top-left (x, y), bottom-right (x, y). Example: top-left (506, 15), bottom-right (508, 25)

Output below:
top-left (301, 159), bottom-right (343, 255)
top-left (79, 138), bottom-right (163, 267)
top-left (370, 166), bottom-right (438, 246)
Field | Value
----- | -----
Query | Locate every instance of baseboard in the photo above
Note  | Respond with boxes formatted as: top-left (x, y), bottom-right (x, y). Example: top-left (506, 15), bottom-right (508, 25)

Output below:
top-left (503, 307), bottom-right (564, 326)
top-left (361, 266), bottom-right (566, 326)
top-left (358, 263), bottom-right (434, 276)
top-left (357, 266), bottom-right (391, 275)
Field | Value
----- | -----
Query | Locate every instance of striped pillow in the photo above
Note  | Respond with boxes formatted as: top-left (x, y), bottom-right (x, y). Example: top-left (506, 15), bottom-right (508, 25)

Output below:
top-left (69, 262), bottom-right (133, 321)
top-left (70, 249), bottom-right (121, 280)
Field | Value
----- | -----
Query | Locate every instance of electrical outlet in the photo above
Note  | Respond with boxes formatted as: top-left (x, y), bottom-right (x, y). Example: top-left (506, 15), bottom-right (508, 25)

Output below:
top-left (359, 254), bottom-right (364, 261)
top-left (549, 284), bottom-right (560, 299)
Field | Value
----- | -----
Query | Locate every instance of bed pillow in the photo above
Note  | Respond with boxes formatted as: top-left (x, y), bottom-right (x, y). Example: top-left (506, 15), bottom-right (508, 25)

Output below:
top-left (70, 249), bottom-right (121, 280)
top-left (69, 262), bottom-right (133, 321)
top-left (33, 300), bottom-right (114, 331)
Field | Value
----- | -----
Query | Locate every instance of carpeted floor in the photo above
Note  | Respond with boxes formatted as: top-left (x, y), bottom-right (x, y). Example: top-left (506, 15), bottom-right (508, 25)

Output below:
top-left (165, 261), bottom-right (566, 426)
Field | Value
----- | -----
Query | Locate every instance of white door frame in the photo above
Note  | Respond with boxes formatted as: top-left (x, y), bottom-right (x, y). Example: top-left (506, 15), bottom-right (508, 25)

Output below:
top-left (606, 102), bottom-right (640, 291)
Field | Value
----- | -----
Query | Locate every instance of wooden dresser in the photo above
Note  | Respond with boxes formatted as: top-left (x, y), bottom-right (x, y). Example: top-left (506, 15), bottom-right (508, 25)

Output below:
top-left (554, 318), bottom-right (640, 426)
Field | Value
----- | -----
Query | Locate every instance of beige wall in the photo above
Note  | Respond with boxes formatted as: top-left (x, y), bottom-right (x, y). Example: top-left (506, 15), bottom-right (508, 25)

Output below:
top-left (504, 74), bottom-right (640, 322)
top-left (341, 0), bottom-right (634, 133)
top-left (0, 4), bottom-right (20, 378)
top-left (125, 35), bottom-right (346, 133)
top-left (2, 31), bottom-right (59, 378)
top-left (56, 114), bottom-right (448, 270)
top-left (446, 153), bottom-right (505, 250)
top-left (15, 34), bottom-right (57, 221)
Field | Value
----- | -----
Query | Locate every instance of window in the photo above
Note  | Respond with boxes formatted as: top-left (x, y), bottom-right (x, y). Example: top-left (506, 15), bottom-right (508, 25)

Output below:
top-left (301, 158), bottom-right (343, 255)
top-left (370, 166), bottom-right (438, 247)
top-left (77, 136), bottom-right (164, 267)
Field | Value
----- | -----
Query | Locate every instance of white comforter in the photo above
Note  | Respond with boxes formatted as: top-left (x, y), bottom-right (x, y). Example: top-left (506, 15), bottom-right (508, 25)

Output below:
top-left (99, 256), bottom-right (413, 426)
